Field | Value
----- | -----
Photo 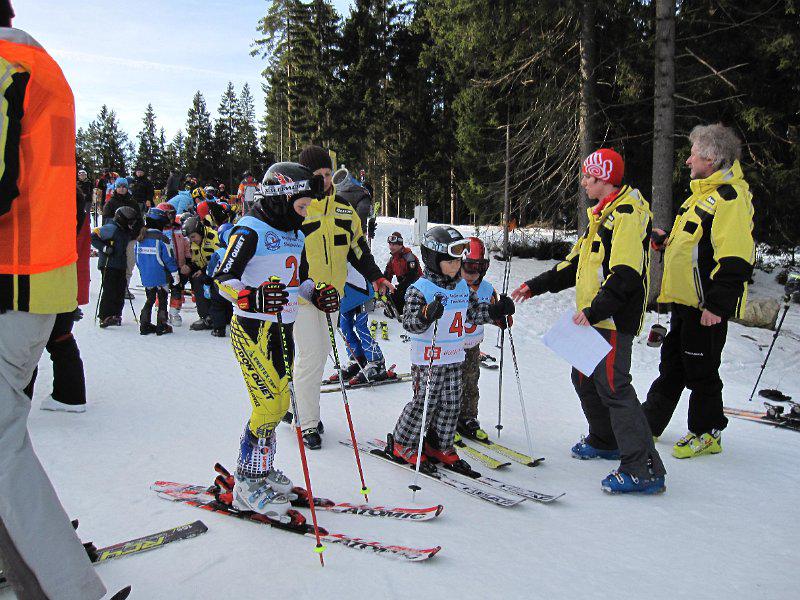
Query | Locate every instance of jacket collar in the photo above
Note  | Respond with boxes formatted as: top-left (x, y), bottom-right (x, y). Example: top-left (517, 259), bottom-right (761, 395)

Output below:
top-left (689, 160), bottom-right (744, 196)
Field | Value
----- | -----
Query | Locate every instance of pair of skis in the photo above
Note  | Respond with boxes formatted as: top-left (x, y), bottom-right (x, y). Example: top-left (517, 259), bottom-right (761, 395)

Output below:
top-left (320, 367), bottom-right (413, 393)
top-left (724, 405), bottom-right (800, 432)
top-left (0, 521), bottom-right (208, 593)
top-left (341, 438), bottom-right (564, 508)
top-left (152, 465), bottom-right (443, 562)
top-left (457, 431), bottom-right (545, 469)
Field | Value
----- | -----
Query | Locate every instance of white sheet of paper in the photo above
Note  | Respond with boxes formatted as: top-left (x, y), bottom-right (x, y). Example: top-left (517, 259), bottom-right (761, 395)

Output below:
top-left (541, 311), bottom-right (613, 376)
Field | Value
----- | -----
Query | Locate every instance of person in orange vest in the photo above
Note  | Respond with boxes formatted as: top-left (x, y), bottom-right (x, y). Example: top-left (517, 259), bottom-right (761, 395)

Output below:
top-left (0, 2), bottom-right (108, 598)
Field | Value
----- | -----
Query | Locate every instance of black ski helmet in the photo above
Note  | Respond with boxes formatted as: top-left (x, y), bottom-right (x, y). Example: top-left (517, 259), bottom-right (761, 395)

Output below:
top-left (420, 226), bottom-right (470, 275)
top-left (113, 206), bottom-right (143, 236)
top-left (181, 215), bottom-right (204, 238)
top-left (259, 162), bottom-right (325, 229)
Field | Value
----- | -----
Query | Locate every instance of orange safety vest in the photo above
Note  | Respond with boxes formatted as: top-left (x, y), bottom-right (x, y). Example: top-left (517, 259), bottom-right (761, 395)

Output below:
top-left (0, 31), bottom-right (77, 276)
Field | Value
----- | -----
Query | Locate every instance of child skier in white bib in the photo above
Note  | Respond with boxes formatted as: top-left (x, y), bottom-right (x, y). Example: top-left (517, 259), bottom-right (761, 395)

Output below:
top-left (385, 226), bottom-right (515, 475)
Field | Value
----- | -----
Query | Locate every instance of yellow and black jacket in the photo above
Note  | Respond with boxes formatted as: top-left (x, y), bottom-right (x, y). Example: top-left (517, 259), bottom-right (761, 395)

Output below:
top-left (0, 29), bottom-right (77, 314)
top-left (658, 161), bottom-right (754, 319)
top-left (525, 186), bottom-right (652, 335)
top-left (299, 190), bottom-right (381, 297)
top-left (189, 226), bottom-right (221, 270)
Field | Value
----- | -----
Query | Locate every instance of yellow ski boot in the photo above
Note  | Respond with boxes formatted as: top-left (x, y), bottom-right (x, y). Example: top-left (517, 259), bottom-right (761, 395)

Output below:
top-left (672, 431), bottom-right (722, 459)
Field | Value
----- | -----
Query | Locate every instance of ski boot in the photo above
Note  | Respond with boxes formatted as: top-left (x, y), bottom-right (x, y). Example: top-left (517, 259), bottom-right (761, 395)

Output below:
top-left (190, 315), bottom-right (213, 331)
top-left (169, 307), bottom-right (182, 327)
top-left (571, 436), bottom-right (621, 460)
top-left (139, 322), bottom-right (157, 335)
top-left (231, 474), bottom-right (291, 519)
top-left (40, 395), bottom-right (86, 413)
top-left (387, 434), bottom-right (436, 473)
top-left (369, 319), bottom-right (378, 337)
top-left (672, 431), bottom-right (722, 459)
top-left (601, 470), bottom-right (666, 495)
top-left (423, 440), bottom-right (481, 478)
top-left (302, 427), bottom-right (322, 450)
top-left (349, 359), bottom-right (388, 385)
top-left (380, 321), bottom-right (389, 340)
top-left (457, 417), bottom-right (489, 442)
top-left (211, 327), bottom-right (226, 337)
top-left (327, 356), bottom-right (366, 383)
top-left (99, 316), bottom-right (117, 328)
top-left (156, 323), bottom-right (173, 336)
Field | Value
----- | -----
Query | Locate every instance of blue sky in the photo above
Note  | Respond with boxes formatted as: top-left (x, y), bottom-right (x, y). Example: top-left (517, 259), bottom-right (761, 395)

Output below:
top-left (13, 0), bottom-right (352, 139)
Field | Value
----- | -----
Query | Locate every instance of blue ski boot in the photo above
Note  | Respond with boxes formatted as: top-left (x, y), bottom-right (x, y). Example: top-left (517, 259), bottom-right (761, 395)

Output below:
top-left (601, 470), bottom-right (666, 495)
top-left (571, 437), bottom-right (620, 460)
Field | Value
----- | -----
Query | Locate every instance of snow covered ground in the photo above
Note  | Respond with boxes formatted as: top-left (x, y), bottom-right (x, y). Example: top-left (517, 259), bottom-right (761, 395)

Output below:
top-left (8, 218), bottom-right (799, 599)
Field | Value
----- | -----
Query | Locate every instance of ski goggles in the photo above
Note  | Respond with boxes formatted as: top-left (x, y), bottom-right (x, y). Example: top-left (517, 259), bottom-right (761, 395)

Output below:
top-left (462, 259), bottom-right (489, 274)
top-left (262, 175), bottom-right (326, 200)
top-left (387, 235), bottom-right (403, 244)
top-left (425, 238), bottom-right (470, 259)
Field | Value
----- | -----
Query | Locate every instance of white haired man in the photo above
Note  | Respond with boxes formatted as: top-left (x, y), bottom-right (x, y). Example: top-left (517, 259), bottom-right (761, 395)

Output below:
top-left (643, 123), bottom-right (755, 459)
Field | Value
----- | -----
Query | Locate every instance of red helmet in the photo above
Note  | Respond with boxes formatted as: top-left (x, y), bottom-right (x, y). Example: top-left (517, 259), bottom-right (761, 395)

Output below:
top-left (156, 202), bottom-right (177, 224)
top-left (462, 237), bottom-right (489, 277)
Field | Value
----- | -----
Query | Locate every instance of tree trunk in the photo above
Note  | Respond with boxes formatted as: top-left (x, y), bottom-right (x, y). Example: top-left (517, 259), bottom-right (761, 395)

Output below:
top-left (650, 0), bottom-right (676, 305)
top-left (578, 0), bottom-right (597, 233)
top-left (503, 123), bottom-right (510, 256)
top-left (450, 165), bottom-right (457, 225)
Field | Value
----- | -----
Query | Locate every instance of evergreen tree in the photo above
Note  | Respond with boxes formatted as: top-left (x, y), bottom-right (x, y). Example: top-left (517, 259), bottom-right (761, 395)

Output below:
top-left (135, 104), bottom-right (161, 177)
top-left (78, 105), bottom-right (129, 175)
top-left (213, 82), bottom-right (238, 186)
top-left (164, 129), bottom-right (188, 179)
top-left (234, 83), bottom-right (262, 181)
top-left (185, 91), bottom-right (215, 181)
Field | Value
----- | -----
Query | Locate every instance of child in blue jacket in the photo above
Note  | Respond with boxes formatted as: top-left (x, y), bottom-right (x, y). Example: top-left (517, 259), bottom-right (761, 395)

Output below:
top-left (135, 208), bottom-right (179, 335)
top-left (91, 206), bottom-right (142, 328)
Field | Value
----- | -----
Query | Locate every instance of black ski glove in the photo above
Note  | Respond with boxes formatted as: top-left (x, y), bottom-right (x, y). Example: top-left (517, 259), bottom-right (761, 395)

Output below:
top-left (102, 244), bottom-right (114, 256)
top-left (488, 294), bottom-right (515, 321)
top-left (312, 282), bottom-right (340, 313)
top-left (236, 281), bottom-right (289, 314)
top-left (367, 217), bottom-right (377, 239)
top-left (421, 295), bottom-right (445, 323)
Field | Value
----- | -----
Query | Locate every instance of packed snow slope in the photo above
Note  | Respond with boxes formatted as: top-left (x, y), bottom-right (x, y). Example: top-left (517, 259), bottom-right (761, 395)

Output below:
top-left (10, 218), bottom-right (799, 600)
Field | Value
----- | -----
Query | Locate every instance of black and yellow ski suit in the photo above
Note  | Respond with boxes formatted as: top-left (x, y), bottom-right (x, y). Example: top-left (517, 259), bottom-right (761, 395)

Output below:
top-left (215, 205), bottom-right (304, 465)
top-left (644, 161), bottom-right (755, 436)
top-left (524, 186), bottom-right (664, 479)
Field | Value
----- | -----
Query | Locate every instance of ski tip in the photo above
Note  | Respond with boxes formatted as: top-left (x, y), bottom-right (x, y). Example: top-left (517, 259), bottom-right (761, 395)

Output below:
top-left (434, 504), bottom-right (445, 517)
top-left (525, 458), bottom-right (546, 467)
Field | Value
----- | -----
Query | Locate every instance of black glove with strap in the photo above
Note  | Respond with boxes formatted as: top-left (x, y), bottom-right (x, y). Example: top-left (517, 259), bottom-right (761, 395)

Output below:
top-left (367, 217), bottom-right (377, 239)
top-left (421, 294), bottom-right (445, 323)
top-left (488, 294), bottom-right (515, 321)
top-left (236, 281), bottom-right (289, 314)
top-left (312, 282), bottom-right (339, 313)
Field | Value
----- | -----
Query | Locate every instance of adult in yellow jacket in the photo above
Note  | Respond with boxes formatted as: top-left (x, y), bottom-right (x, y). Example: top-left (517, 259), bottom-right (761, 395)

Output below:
top-left (0, 7), bottom-right (107, 598)
top-left (512, 149), bottom-right (665, 495)
top-left (643, 124), bottom-right (755, 459)
top-left (290, 145), bottom-right (393, 448)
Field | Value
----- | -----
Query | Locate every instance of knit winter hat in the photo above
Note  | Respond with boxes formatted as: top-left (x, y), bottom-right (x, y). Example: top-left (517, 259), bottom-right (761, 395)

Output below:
top-left (582, 148), bottom-right (624, 186)
top-left (298, 145), bottom-right (332, 172)
top-left (114, 177), bottom-right (129, 188)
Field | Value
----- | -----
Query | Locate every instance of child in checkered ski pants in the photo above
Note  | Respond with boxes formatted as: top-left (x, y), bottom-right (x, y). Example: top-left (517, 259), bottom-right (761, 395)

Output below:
top-left (393, 362), bottom-right (463, 448)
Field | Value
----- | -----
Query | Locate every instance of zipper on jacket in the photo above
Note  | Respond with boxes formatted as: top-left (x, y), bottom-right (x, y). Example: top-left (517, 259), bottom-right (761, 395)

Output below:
top-left (322, 236), bottom-right (329, 264)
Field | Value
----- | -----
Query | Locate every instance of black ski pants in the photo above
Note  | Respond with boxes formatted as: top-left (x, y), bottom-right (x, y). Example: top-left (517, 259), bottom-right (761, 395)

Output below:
top-left (24, 312), bottom-right (87, 406)
top-left (209, 286), bottom-right (233, 329)
top-left (572, 329), bottom-right (665, 479)
top-left (189, 271), bottom-right (211, 319)
top-left (98, 267), bottom-right (126, 320)
top-left (141, 286), bottom-right (169, 327)
top-left (642, 304), bottom-right (729, 436)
